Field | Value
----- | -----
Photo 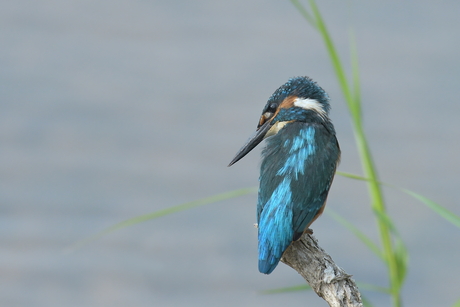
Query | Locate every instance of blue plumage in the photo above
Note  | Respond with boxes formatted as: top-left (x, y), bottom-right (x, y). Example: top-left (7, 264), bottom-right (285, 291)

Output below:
top-left (276, 127), bottom-right (316, 179)
top-left (258, 177), bottom-right (293, 274)
top-left (229, 76), bottom-right (340, 275)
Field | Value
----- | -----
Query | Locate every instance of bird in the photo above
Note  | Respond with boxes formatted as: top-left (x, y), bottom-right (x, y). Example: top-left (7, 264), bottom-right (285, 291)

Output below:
top-left (228, 76), bottom-right (341, 274)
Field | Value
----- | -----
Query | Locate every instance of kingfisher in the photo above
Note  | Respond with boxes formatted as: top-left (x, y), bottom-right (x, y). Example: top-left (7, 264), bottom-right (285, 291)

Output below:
top-left (228, 76), bottom-right (340, 274)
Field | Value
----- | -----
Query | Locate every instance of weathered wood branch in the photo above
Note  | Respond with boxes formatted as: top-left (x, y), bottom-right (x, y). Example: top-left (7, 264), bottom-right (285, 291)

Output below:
top-left (281, 233), bottom-right (363, 307)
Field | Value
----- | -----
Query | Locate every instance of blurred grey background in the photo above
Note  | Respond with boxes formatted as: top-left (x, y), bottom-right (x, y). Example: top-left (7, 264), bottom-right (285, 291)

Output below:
top-left (1, 1), bottom-right (459, 306)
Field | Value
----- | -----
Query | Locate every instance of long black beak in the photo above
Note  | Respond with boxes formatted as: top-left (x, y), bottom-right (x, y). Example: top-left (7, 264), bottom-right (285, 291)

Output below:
top-left (228, 120), bottom-right (272, 166)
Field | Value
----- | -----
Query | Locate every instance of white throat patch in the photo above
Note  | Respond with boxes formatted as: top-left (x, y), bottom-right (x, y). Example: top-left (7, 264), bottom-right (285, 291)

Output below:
top-left (293, 98), bottom-right (326, 117)
top-left (264, 121), bottom-right (288, 139)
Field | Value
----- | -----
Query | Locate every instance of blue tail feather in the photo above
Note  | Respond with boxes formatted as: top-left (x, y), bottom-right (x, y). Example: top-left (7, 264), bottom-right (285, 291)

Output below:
top-left (257, 177), bottom-right (294, 274)
top-left (258, 258), bottom-right (278, 274)
top-left (258, 237), bottom-right (292, 274)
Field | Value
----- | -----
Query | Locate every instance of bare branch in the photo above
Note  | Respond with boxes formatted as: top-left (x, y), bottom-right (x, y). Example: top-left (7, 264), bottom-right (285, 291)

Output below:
top-left (281, 233), bottom-right (363, 307)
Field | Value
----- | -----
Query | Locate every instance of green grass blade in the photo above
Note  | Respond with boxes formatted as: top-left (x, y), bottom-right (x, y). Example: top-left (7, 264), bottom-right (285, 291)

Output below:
top-left (369, 208), bottom-right (408, 292)
top-left (261, 284), bottom-right (311, 294)
top-left (452, 298), bottom-right (460, 307)
top-left (262, 283), bottom-right (380, 306)
top-left (400, 188), bottom-right (460, 228)
top-left (338, 171), bottom-right (460, 229)
top-left (393, 238), bottom-right (409, 291)
top-left (262, 282), bottom-right (390, 297)
top-left (307, 0), bottom-right (354, 112)
top-left (337, 171), bottom-right (368, 181)
top-left (349, 29), bottom-right (362, 118)
top-left (371, 209), bottom-right (399, 234)
top-left (289, 0), bottom-right (316, 28)
top-left (338, 171), bottom-right (411, 288)
top-left (326, 208), bottom-right (384, 261)
top-left (65, 187), bottom-right (257, 253)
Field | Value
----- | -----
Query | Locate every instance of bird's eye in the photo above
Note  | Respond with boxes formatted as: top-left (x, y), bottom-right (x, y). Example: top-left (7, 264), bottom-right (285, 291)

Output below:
top-left (269, 103), bottom-right (277, 112)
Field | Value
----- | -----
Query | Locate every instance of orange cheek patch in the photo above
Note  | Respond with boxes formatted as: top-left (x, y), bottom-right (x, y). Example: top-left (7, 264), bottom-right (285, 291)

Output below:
top-left (269, 96), bottom-right (297, 120)
top-left (279, 96), bottom-right (297, 109)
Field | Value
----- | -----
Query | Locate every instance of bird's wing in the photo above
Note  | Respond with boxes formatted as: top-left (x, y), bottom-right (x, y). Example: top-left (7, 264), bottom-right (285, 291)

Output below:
top-left (291, 129), bottom-right (340, 238)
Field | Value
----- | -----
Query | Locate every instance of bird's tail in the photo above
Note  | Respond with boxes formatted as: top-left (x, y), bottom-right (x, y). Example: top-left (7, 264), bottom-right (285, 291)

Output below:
top-left (258, 251), bottom-right (280, 274)
top-left (257, 227), bottom-right (293, 274)
top-left (257, 184), bottom-right (294, 274)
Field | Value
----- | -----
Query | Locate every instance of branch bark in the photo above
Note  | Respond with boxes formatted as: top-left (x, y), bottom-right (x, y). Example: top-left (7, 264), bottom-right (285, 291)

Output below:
top-left (281, 233), bottom-right (363, 307)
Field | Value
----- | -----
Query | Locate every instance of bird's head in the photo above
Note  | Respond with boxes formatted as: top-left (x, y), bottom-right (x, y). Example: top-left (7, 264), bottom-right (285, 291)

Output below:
top-left (228, 76), bottom-right (330, 166)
